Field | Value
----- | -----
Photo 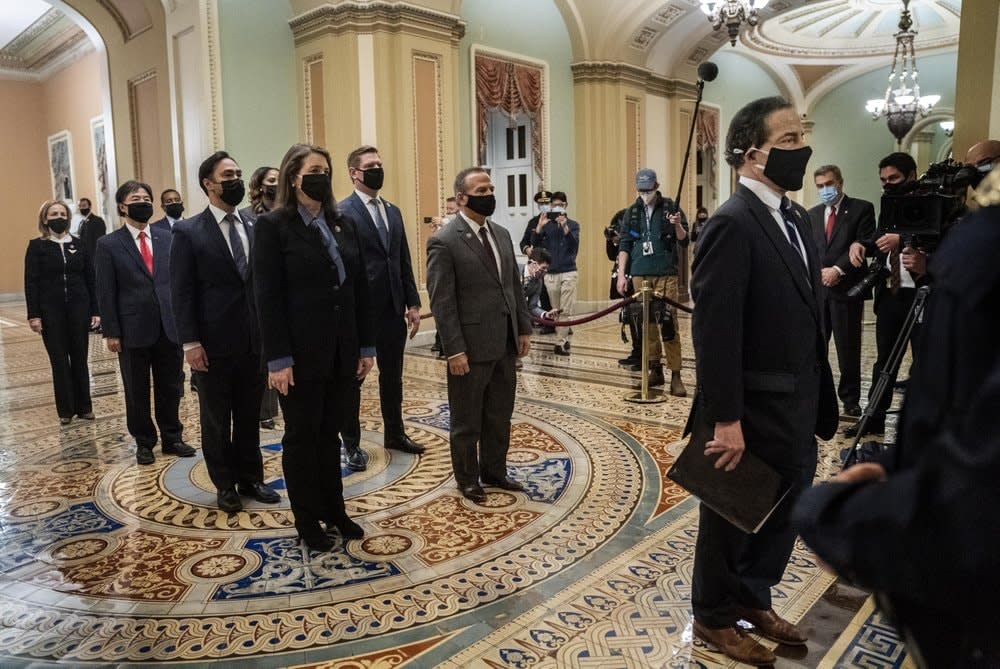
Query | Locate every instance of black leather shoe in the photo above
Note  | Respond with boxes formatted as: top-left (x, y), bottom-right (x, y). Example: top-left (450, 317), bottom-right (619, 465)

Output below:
top-left (843, 405), bottom-right (862, 417)
top-left (237, 482), bottom-right (280, 504)
top-left (77, 412), bottom-right (95, 420)
top-left (298, 524), bottom-right (334, 552)
top-left (385, 436), bottom-right (425, 454)
top-left (618, 356), bottom-right (640, 367)
top-left (260, 418), bottom-right (275, 430)
top-left (482, 476), bottom-right (525, 492)
top-left (326, 516), bottom-right (364, 539)
top-left (344, 442), bottom-right (367, 471)
top-left (553, 343), bottom-right (570, 356)
top-left (136, 447), bottom-right (155, 465)
top-left (59, 416), bottom-right (73, 425)
top-left (217, 488), bottom-right (242, 513)
top-left (843, 420), bottom-right (884, 438)
top-left (459, 483), bottom-right (487, 503)
top-left (163, 441), bottom-right (196, 457)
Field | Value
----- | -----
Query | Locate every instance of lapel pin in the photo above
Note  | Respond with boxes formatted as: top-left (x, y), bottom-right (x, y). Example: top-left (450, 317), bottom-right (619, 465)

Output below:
top-left (334, 225), bottom-right (341, 233)
top-left (465, 232), bottom-right (472, 238)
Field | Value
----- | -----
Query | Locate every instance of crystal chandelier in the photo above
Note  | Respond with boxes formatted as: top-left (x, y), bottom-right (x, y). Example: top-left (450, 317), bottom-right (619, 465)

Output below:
top-left (865, 0), bottom-right (940, 145)
top-left (699, 0), bottom-right (769, 47)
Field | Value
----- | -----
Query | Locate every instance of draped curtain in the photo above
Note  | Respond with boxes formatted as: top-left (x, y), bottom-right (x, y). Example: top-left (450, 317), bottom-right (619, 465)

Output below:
top-left (696, 107), bottom-right (720, 196)
top-left (475, 55), bottom-right (544, 179)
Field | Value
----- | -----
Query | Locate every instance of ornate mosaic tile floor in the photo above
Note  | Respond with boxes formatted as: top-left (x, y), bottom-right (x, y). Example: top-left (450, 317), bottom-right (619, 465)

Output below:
top-left (0, 302), bottom-right (882, 667)
top-left (819, 597), bottom-right (914, 669)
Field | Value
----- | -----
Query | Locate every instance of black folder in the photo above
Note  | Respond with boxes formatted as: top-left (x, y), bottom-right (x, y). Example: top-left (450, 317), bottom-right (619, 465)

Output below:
top-left (667, 418), bottom-right (791, 534)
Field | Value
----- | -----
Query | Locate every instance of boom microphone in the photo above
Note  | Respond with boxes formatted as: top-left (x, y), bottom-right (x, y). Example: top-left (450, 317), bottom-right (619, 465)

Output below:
top-left (697, 61), bottom-right (719, 83)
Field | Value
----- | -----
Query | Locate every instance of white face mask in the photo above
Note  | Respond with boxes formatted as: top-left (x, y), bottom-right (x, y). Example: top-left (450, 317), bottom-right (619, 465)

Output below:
top-left (538, 204), bottom-right (551, 213)
top-left (551, 205), bottom-right (566, 214)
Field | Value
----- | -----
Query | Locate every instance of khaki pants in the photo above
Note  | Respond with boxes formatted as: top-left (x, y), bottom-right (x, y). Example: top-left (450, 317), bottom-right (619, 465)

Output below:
top-left (632, 274), bottom-right (681, 371)
top-left (543, 270), bottom-right (578, 341)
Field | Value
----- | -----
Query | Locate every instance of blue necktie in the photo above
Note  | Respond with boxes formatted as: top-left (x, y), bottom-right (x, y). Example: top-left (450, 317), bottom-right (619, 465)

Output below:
top-left (311, 216), bottom-right (346, 284)
top-left (370, 198), bottom-right (389, 249)
top-left (225, 214), bottom-right (248, 280)
top-left (779, 198), bottom-right (807, 267)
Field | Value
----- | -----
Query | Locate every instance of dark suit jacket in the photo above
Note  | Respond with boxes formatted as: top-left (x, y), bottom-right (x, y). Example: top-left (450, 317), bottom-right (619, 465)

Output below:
top-left (77, 214), bottom-right (106, 260)
top-left (339, 192), bottom-right (420, 317)
top-left (690, 183), bottom-right (838, 474)
top-left (169, 208), bottom-right (259, 359)
top-left (24, 237), bottom-right (97, 319)
top-left (252, 206), bottom-right (374, 381)
top-left (793, 205), bottom-right (1000, 645)
top-left (94, 225), bottom-right (178, 348)
top-left (426, 213), bottom-right (532, 363)
top-left (151, 217), bottom-right (177, 234)
top-left (807, 195), bottom-right (876, 301)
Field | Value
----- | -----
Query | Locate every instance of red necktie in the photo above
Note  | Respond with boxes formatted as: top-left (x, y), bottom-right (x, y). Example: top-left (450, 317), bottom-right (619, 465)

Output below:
top-left (825, 207), bottom-right (836, 243)
top-left (138, 230), bottom-right (153, 274)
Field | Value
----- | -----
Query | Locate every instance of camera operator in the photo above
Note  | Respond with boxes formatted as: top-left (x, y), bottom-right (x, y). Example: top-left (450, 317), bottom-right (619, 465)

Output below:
top-left (531, 191), bottom-right (579, 356)
top-left (844, 152), bottom-right (921, 438)
top-left (793, 167), bottom-right (1000, 668)
top-left (520, 190), bottom-right (555, 332)
top-left (616, 168), bottom-right (689, 396)
top-left (607, 208), bottom-right (642, 369)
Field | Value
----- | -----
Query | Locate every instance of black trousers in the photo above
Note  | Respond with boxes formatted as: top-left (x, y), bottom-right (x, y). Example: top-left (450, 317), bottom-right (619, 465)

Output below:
top-left (343, 311), bottom-right (406, 446)
top-left (278, 372), bottom-right (351, 531)
top-left (692, 440), bottom-right (817, 627)
top-left (259, 387), bottom-right (280, 421)
top-left (194, 352), bottom-right (265, 491)
top-left (823, 296), bottom-right (864, 409)
top-left (117, 330), bottom-right (183, 448)
top-left (869, 287), bottom-right (919, 420)
top-left (41, 302), bottom-right (92, 418)
top-left (446, 353), bottom-right (517, 487)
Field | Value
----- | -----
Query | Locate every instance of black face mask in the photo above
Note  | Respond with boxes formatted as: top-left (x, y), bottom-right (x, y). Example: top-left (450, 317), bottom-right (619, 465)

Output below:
top-left (758, 145), bottom-right (813, 192)
top-left (299, 173), bottom-right (332, 202)
top-left (47, 217), bottom-right (70, 234)
top-left (123, 201), bottom-right (154, 223)
top-left (262, 185), bottom-right (277, 200)
top-left (164, 203), bottom-right (184, 219)
top-left (360, 166), bottom-right (385, 191)
top-left (464, 193), bottom-right (497, 217)
top-left (696, 216), bottom-right (708, 222)
top-left (79, 208), bottom-right (91, 217)
top-left (217, 179), bottom-right (245, 207)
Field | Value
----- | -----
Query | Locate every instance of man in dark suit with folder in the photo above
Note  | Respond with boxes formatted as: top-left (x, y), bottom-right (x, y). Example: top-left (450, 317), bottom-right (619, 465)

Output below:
top-left (688, 96), bottom-right (838, 666)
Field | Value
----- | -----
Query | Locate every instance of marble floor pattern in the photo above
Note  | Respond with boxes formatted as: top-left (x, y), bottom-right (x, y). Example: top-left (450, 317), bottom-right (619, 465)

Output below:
top-left (0, 300), bottom-right (903, 668)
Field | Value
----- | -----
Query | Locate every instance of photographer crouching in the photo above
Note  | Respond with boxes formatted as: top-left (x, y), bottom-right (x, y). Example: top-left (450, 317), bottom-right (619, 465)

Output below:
top-left (793, 162), bottom-right (1000, 667)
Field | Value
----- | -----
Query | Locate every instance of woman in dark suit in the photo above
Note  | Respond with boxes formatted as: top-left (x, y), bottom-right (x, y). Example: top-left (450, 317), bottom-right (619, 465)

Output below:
top-left (252, 143), bottom-right (375, 552)
top-left (24, 200), bottom-right (100, 424)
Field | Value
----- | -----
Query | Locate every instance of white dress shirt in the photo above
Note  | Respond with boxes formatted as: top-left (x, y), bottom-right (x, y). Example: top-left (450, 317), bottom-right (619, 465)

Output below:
top-left (208, 203), bottom-right (249, 259)
top-left (740, 176), bottom-right (809, 269)
top-left (124, 221), bottom-right (153, 258)
top-left (460, 211), bottom-right (502, 279)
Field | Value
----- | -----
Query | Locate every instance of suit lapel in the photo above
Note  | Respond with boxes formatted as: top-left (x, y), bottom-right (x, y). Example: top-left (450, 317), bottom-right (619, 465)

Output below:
top-left (830, 197), bottom-right (853, 249)
top-left (287, 209), bottom-right (336, 267)
top-left (349, 193), bottom-right (388, 255)
top-left (738, 186), bottom-right (819, 322)
top-left (201, 208), bottom-right (244, 279)
top-left (117, 226), bottom-right (152, 279)
top-left (455, 217), bottom-right (501, 284)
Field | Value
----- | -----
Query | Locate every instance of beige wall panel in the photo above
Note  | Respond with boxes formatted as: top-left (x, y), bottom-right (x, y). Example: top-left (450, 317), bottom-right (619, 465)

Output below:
top-left (307, 59), bottom-right (326, 146)
top-left (0, 81), bottom-right (49, 294)
top-left (129, 73), bottom-right (165, 191)
top-left (953, 1), bottom-right (1000, 156)
top-left (412, 55), bottom-right (442, 287)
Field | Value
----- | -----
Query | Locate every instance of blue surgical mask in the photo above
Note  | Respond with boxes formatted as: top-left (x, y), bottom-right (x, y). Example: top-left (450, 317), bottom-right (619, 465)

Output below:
top-left (818, 185), bottom-right (839, 205)
top-left (538, 204), bottom-right (551, 213)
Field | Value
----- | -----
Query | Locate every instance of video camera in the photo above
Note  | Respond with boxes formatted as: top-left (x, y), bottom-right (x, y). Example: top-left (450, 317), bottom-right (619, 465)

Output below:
top-left (846, 159), bottom-right (976, 298)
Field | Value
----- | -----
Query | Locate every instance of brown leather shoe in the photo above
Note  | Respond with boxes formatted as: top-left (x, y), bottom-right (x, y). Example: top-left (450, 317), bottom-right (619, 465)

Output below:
top-left (736, 606), bottom-right (808, 646)
top-left (693, 621), bottom-right (776, 666)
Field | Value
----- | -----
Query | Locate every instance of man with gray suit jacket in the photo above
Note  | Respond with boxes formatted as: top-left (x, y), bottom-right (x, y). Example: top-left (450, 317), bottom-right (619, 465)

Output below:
top-left (427, 167), bottom-right (532, 503)
top-left (338, 145), bottom-right (424, 471)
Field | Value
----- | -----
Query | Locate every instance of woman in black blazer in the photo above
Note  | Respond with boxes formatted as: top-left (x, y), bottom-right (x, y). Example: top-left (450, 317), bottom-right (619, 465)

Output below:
top-left (24, 200), bottom-right (100, 424)
top-left (253, 143), bottom-right (375, 552)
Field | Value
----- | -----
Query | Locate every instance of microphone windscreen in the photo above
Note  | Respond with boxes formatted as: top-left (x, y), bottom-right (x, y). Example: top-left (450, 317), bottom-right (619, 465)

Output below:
top-left (697, 61), bottom-right (719, 82)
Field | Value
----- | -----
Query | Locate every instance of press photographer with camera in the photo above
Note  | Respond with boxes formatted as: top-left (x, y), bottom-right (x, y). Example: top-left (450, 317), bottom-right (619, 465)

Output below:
top-left (794, 166), bottom-right (1000, 668)
top-left (531, 191), bottom-right (579, 356)
top-left (615, 168), bottom-right (688, 396)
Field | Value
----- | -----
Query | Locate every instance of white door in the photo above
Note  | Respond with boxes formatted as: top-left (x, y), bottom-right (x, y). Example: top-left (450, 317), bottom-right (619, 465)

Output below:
top-left (486, 110), bottom-right (537, 260)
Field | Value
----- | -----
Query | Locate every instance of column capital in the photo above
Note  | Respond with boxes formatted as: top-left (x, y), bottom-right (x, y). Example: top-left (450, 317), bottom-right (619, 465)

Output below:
top-left (571, 61), bottom-right (699, 99)
top-left (290, 1), bottom-right (465, 46)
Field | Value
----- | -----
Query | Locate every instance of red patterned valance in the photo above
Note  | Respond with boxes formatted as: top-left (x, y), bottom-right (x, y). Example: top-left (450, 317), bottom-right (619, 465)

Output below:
top-left (475, 55), bottom-right (544, 180)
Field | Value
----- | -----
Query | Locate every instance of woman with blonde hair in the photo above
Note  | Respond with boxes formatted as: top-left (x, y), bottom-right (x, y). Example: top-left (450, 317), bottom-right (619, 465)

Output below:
top-left (24, 200), bottom-right (100, 424)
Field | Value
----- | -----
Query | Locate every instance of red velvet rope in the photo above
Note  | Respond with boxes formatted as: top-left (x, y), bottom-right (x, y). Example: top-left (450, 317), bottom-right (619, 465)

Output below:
top-left (418, 291), bottom-right (693, 327)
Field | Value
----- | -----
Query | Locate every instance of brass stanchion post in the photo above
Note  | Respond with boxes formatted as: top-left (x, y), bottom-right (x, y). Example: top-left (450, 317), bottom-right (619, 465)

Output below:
top-left (625, 280), bottom-right (666, 404)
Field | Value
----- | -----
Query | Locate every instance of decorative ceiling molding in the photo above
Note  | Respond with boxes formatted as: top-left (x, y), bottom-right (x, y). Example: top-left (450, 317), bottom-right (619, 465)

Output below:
top-left (571, 61), bottom-right (699, 99)
top-left (289, 1), bottom-right (466, 47)
top-left (628, 2), bottom-right (688, 53)
top-left (0, 6), bottom-right (93, 82)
